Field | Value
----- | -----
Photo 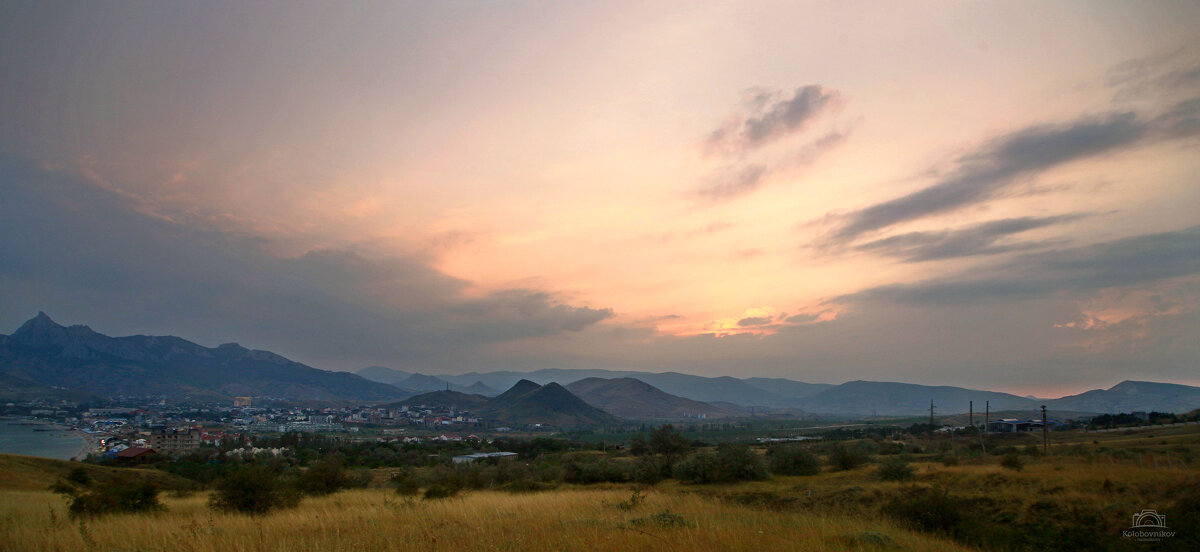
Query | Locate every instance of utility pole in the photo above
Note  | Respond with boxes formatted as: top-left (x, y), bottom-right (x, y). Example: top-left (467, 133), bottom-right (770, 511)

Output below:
top-left (929, 400), bottom-right (935, 427)
top-left (1042, 405), bottom-right (1049, 455)
top-left (969, 401), bottom-right (974, 429)
top-left (980, 400), bottom-right (989, 453)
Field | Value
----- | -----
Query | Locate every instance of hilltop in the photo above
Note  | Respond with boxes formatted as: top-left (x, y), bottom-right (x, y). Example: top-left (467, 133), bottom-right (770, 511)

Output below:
top-left (0, 313), bottom-right (410, 402)
top-left (565, 377), bottom-right (737, 419)
top-left (482, 381), bottom-right (617, 427)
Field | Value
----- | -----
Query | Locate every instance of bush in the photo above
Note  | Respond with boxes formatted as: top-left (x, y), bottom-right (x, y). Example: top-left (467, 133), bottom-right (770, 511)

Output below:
top-left (423, 483), bottom-right (460, 500)
top-left (390, 470), bottom-right (421, 496)
top-left (768, 445), bottom-right (821, 476)
top-left (66, 467), bottom-right (91, 486)
top-left (828, 445), bottom-right (870, 471)
top-left (209, 466), bottom-right (299, 514)
top-left (881, 486), bottom-right (962, 534)
top-left (295, 458), bottom-right (351, 496)
top-left (562, 455), bottom-right (630, 484)
top-left (674, 445), bottom-right (768, 484)
top-left (1001, 454), bottom-right (1024, 471)
top-left (52, 476), bottom-right (162, 517)
top-left (876, 458), bottom-right (915, 481)
top-left (631, 455), bottom-right (666, 485)
top-left (673, 452), bottom-right (721, 484)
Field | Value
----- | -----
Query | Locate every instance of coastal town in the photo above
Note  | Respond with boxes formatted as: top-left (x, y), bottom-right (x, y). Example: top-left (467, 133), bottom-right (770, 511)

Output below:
top-left (2, 395), bottom-right (521, 461)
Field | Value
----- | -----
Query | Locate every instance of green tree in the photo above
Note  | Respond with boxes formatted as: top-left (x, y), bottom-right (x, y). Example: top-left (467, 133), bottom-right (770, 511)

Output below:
top-left (648, 425), bottom-right (690, 470)
top-left (768, 445), bottom-right (821, 476)
top-left (209, 466), bottom-right (299, 514)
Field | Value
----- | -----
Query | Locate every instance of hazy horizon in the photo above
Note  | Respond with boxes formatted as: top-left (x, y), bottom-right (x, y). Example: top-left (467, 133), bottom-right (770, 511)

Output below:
top-left (2, 2), bottom-right (1198, 398)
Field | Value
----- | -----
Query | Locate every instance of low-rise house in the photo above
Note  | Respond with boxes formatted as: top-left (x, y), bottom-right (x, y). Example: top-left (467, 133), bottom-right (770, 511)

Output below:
top-left (115, 447), bottom-right (155, 463)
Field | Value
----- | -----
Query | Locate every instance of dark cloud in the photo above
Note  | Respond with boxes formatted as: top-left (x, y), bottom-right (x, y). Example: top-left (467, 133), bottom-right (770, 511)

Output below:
top-left (783, 313), bottom-right (820, 324)
top-left (840, 226), bottom-right (1200, 306)
top-left (707, 85), bottom-right (842, 154)
top-left (853, 215), bottom-right (1085, 262)
top-left (736, 316), bottom-right (773, 327)
top-left (829, 113), bottom-right (1146, 243)
top-left (0, 156), bottom-right (612, 371)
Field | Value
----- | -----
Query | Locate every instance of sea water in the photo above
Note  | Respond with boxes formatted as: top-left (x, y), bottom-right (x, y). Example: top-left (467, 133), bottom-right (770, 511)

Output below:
top-left (0, 417), bottom-right (88, 460)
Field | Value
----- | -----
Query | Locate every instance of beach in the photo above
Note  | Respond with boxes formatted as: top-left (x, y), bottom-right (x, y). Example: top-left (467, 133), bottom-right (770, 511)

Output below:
top-left (0, 417), bottom-right (93, 461)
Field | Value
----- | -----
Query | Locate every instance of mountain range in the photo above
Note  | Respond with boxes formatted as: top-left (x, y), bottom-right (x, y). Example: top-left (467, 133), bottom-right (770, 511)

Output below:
top-left (3, 313), bottom-right (1198, 417)
top-left (0, 313), bottom-right (408, 402)
top-left (353, 366), bottom-right (499, 396)
top-left (361, 367), bottom-right (1200, 418)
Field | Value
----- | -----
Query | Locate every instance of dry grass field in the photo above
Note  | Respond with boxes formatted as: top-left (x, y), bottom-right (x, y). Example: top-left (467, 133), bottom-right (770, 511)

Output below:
top-left (2, 424), bottom-right (1197, 551)
top-left (1, 487), bottom-right (973, 552)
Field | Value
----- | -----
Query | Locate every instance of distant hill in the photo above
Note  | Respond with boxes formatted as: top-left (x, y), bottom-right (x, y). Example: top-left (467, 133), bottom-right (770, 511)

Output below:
top-left (565, 377), bottom-right (735, 420)
top-left (483, 381), bottom-right (617, 427)
top-left (1046, 381), bottom-right (1200, 414)
top-left (384, 379), bottom-right (616, 426)
top-left (461, 381), bottom-right (499, 396)
top-left (401, 373), bottom-right (454, 392)
top-left (790, 380), bottom-right (1038, 417)
top-left (393, 390), bottom-right (489, 411)
top-left (743, 377), bottom-right (833, 399)
top-left (356, 366), bottom-right (412, 385)
top-left (0, 313), bottom-right (411, 403)
top-left (436, 369), bottom-right (800, 407)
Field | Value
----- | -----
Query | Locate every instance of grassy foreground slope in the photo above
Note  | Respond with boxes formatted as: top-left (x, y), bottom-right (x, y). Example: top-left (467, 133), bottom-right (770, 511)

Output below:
top-left (0, 487), bottom-right (971, 552)
top-left (0, 454), bottom-right (188, 491)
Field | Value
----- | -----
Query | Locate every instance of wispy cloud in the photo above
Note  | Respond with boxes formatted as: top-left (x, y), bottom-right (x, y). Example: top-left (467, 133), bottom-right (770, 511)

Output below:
top-left (853, 214), bottom-right (1086, 262)
top-left (691, 86), bottom-right (848, 204)
top-left (839, 226), bottom-right (1200, 306)
top-left (706, 85), bottom-right (843, 155)
top-left (824, 106), bottom-right (1200, 244)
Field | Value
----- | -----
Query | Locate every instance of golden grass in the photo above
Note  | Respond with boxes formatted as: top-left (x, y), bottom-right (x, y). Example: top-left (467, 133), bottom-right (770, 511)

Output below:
top-left (0, 454), bottom-right (186, 491)
top-left (0, 487), bottom-right (974, 552)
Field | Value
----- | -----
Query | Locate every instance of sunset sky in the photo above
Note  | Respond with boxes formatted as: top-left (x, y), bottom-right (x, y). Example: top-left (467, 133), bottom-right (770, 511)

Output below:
top-left (2, 1), bottom-right (1198, 397)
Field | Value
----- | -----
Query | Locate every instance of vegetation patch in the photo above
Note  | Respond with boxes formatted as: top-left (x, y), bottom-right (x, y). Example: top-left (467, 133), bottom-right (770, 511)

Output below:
top-left (629, 509), bottom-right (693, 529)
top-left (50, 475), bottom-right (163, 517)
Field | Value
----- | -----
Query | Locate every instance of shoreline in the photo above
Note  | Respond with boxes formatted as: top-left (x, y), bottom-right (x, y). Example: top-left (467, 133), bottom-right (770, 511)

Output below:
top-left (72, 429), bottom-right (103, 461)
top-left (1, 416), bottom-right (100, 461)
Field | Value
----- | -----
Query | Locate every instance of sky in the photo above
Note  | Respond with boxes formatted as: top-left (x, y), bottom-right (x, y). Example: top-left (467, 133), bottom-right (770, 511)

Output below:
top-left (1, 1), bottom-right (1198, 397)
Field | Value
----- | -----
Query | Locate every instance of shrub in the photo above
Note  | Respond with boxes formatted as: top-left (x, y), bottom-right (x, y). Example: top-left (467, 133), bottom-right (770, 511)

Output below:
top-left (629, 509), bottom-right (693, 528)
top-left (423, 483), bottom-right (460, 500)
top-left (390, 470), bottom-right (420, 496)
top-left (66, 467), bottom-right (91, 486)
top-left (631, 455), bottom-right (666, 485)
top-left (768, 445), bottom-right (821, 476)
top-left (562, 455), bottom-right (630, 484)
top-left (881, 486), bottom-right (962, 534)
top-left (714, 445), bottom-right (768, 482)
top-left (53, 476), bottom-right (162, 517)
top-left (209, 466), bottom-right (299, 514)
top-left (295, 458), bottom-right (351, 496)
top-left (828, 445), bottom-right (870, 471)
top-left (673, 452), bottom-right (721, 484)
top-left (615, 489), bottom-right (646, 511)
top-left (674, 445), bottom-right (768, 484)
top-left (1001, 453), bottom-right (1024, 471)
top-left (876, 458), bottom-right (916, 481)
